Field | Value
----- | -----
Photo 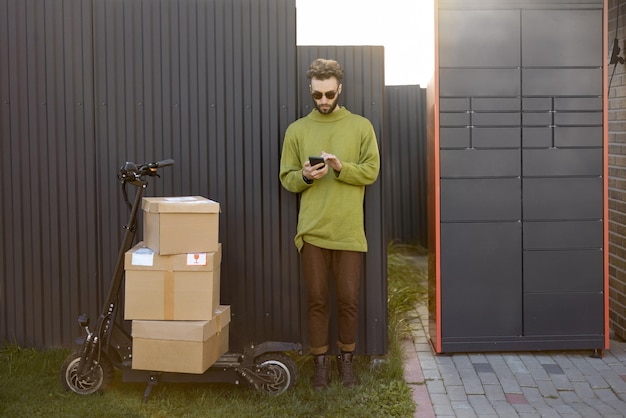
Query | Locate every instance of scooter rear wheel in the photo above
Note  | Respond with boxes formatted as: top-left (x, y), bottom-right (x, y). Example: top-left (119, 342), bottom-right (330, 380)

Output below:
top-left (60, 351), bottom-right (114, 395)
top-left (252, 352), bottom-right (298, 395)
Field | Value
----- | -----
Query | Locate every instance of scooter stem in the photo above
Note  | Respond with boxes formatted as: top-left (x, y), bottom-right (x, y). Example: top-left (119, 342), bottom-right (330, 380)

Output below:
top-left (98, 180), bottom-right (147, 339)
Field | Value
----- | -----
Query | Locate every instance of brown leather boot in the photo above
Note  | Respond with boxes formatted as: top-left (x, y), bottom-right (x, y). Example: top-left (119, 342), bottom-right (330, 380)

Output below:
top-left (311, 354), bottom-right (331, 391)
top-left (337, 351), bottom-right (360, 388)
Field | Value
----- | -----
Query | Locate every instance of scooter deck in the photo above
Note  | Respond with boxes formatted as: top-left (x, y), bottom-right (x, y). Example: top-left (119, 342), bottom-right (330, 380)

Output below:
top-left (121, 352), bottom-right (244, 384)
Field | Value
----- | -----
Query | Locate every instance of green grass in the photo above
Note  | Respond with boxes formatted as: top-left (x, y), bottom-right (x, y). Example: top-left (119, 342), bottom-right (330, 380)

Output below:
top-left (387, 242), bottom-right (429, 336)
top-left (0, 244), bottom-right (427, 418)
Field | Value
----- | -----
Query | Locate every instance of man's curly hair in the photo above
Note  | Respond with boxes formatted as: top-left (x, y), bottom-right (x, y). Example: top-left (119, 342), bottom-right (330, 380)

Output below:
top-left (306, 58), bottom-right (344, 81)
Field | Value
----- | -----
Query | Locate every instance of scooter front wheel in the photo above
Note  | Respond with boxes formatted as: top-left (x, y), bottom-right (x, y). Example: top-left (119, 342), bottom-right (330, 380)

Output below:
top-left (60, 351), bottom-right (114, 395)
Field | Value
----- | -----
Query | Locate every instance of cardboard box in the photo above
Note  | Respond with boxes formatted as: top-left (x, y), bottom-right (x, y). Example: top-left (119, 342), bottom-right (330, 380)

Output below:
top-left (214, 305), bottom-right (231, 354)
top-left (143, 196), bottom-right (220, 255)
top-left (131, 305), bottom-right (231, 374)
top-left (124, 242), bottom-right (221, 320)
top-left (214, 305), bottom-right (231, 328)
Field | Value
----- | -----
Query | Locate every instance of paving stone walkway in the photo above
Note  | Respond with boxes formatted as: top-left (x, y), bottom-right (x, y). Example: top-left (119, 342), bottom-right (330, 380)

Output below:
top-left (403, 303), bottom-right (626, 417)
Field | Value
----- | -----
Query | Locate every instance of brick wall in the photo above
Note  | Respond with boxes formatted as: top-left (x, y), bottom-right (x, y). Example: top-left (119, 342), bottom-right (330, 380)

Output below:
top-left (608, 0), bottom-right (626, 341)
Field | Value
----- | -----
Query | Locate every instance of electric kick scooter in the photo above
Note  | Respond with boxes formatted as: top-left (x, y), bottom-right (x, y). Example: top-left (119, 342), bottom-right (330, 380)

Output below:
top-left (60, 159), bottom-right (301, 400)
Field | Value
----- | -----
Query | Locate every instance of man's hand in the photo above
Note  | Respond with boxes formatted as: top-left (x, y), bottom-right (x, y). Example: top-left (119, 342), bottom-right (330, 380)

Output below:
top-left (321, 151), bottom-right (342, 173)
top-left (303, 159), bottom-right (329, 181)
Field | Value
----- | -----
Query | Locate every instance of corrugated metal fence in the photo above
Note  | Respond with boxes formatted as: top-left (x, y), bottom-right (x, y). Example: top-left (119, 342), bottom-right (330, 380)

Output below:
top-left (385, 85), bottom-right (428, 247)
top-left (2, 0), bottom-right (304, 352)
top-left (0, 0), bottom-right (429, 354)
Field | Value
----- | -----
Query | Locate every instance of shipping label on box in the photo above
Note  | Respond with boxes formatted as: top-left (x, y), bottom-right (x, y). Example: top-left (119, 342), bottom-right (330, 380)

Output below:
top-left (124, 242), bottom-right (221, 271)
top-left (124, 243), bottom-right (221, 320)
top-left (131, 306), bottom-right (231, 374)
top-left (142, 196), bottom-right (220, 255)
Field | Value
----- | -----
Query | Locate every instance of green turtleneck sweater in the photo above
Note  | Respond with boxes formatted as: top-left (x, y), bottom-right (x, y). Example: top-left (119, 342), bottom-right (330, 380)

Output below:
top-left (279, 107), bottom-right (380, 252)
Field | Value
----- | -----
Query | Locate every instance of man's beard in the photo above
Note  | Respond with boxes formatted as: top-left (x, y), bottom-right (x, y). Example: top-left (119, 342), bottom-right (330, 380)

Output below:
top-left (314, 98), bottom-right (339, 114)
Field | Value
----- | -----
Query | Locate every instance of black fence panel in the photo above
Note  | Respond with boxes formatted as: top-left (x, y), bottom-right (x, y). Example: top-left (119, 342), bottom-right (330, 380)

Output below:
top-left (385, 85), bottom-right (428, 248)
top-left (0, 0), bottom-right (301, 352)
top-left (0, 0), bottom-right (98, 348)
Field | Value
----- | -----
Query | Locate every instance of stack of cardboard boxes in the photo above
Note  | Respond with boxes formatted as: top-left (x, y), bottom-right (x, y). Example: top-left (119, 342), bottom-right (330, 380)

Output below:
top-left (124, 196), bottom-right (229, 374)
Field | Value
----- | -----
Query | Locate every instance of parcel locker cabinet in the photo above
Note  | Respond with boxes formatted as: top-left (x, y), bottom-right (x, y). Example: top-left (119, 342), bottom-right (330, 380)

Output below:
top-left (427, 0), bottom-right (608, 353)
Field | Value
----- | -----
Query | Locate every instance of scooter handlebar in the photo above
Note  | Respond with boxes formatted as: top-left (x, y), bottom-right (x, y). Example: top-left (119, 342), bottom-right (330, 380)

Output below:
top-left (119, 158), bottom-right (175, 182)
top-left (148, 159), bottom-right (175, 169)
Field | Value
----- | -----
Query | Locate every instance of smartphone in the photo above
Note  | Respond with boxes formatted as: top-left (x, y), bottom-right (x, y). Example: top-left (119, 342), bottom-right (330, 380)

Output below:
top-left (309, 156), bottom-right (325, 169)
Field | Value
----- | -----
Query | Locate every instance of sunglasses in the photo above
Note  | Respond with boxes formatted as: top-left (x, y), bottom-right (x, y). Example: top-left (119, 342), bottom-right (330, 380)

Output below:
top-left (310, 88), bottom-right (339, 100)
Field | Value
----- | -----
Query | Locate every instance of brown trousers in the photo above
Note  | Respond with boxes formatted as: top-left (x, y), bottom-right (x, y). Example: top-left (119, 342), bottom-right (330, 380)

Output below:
top-left (301, 242), bottom-right (362, 355)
